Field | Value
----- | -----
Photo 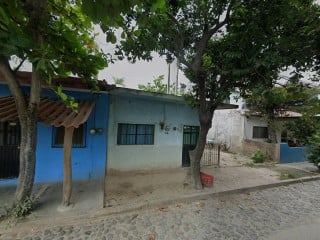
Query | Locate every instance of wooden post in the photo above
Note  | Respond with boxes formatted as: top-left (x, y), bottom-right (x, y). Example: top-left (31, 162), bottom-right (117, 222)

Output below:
top-left (62, 126), bottom-right (74, 207)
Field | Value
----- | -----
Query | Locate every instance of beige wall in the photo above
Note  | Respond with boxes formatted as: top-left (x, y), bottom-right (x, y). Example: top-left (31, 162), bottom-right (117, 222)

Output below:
top-left (240, 139), bottom-right (280, 162)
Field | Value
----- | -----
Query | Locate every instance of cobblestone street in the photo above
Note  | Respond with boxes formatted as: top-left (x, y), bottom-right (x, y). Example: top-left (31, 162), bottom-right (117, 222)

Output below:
top-left (2, 180), bottom-right (320, 240)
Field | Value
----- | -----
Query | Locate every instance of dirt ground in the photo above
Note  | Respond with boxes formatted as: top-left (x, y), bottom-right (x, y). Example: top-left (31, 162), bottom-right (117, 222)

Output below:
top-left (104, 151), bottom-right (279, 209)
top-left (104, 151), bottom-right (319, 210)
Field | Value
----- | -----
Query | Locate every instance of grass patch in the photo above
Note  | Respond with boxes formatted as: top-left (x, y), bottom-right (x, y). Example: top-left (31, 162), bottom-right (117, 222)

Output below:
top-left (279, 172), bottom-right (302, 180)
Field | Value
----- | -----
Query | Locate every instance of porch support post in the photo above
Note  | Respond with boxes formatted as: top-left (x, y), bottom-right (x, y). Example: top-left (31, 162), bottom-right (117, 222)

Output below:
top-left (62, 126), bottom-right (74, 207)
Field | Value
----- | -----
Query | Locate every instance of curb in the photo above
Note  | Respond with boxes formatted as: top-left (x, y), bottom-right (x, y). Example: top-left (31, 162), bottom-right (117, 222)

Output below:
top-left (97, 175), bottom-right (320, 217)
top-left (2, 175), bottom-right (320, 235)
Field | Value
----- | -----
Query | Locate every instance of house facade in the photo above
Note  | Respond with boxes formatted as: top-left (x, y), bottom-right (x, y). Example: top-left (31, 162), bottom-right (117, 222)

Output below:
top-left (107, 88), bottom-right (200, 171)
top-left (0, 72), bottom-right (237, 186)
top-left (208, 92), bottom-right (307, 163)
top-left (0, 72), bottom-right (110, 186)
top-left (0, 73), bottom-right (202, 186)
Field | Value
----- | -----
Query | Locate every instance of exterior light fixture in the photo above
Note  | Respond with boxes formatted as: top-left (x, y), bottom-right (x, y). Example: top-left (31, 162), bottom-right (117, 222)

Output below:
top-left (89, 128), bottom-right (96, 135)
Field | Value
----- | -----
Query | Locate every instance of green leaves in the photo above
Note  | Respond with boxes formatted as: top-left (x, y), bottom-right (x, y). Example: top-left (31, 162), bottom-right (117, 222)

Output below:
top-left (106, 32), bottom-right (117, 44)
top-left (54, 86), bottom-right (79, 111)
top-left (138, 75), bottom-right (169, 94)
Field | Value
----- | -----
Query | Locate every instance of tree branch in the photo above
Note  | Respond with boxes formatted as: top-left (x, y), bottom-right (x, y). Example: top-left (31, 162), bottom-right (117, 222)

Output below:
top-left (166, 12), bottom-right (192, 70)
top-left (192, 0), bottom-right (235, 72)
top-left (13, 57), bottom-right (27, 72)
top-left (0, 55), bottom-right (28, 118)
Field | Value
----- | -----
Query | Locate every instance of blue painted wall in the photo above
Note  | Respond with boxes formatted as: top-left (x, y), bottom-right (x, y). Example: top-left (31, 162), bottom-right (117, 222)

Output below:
top-left (0, 84), bottom-right (109, 185)
top-left (280, 143), bottom-right (306, 163)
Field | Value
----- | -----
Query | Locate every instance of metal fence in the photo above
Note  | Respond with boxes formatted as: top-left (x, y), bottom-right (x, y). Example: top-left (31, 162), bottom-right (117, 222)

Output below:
top-left (201, 144), bottom-right (220, 167)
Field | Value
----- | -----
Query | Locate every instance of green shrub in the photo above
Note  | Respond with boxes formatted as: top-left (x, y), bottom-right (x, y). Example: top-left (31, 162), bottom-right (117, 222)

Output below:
top-left (9, 196), bottom-right (38, 218)
top-left (307, 130), bottom-right (320, 170)
top-left (252, 151), bottom-right (266, 163)
top-left (280, 172), bottom-right (301, 180)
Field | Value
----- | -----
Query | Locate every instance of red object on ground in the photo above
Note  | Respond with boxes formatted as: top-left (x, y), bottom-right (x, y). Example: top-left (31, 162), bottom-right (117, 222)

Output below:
top-left (200, 172), bottom-right (214, 187)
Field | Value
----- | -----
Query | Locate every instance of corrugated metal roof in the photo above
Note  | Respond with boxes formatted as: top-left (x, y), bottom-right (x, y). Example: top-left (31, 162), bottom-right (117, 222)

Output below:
top-left (0, 96), bottom-right (94, 128)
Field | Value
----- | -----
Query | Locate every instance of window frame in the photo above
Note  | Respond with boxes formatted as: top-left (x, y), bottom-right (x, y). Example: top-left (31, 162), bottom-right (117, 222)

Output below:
top-left (52, 124), bottom-right (87, 148)
top-left (183, 125), bottom-right (200, 145)
top-left (117, 123), bottom-right (155, 145)
top-left (252, 126), bottom-right (268, 139)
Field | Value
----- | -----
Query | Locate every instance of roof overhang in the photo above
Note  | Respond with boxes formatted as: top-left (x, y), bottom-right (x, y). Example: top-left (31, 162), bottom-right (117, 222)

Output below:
top-left (110, 87), bottom-right (238, 109)
top-left (0, 96), bottom-right (94, 128)
top-left (0, 71), bottom-right (115, 92)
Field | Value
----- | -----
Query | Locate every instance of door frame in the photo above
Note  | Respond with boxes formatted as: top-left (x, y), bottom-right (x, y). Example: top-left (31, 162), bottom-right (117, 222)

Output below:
top-left (0, 122), bottom-right (20, 179)
top-left (182, 125), bottom-right (199, 167)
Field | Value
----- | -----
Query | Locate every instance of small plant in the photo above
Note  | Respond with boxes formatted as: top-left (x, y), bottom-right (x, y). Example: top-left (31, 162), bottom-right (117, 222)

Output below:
top-left (251, 151), bottom-right (266, 163)
top-left (9, 196), bottom-right (38, 219)
top-left (307, 130), bottom-right (320, 171)
top-left (280, 172), bottom-right (301, 180)
top-left (0, 205), bottom-right (9, 219)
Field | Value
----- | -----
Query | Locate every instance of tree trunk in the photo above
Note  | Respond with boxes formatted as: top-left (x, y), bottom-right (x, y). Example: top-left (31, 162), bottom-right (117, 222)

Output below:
top-left (14, 70), bottom-right (41, 204)
top-left (185, 71), bottom-right (215, 189)
top-left (0, 56), bottom-right (38, 205)
top-left (268, 121), bottom-right (278, 143)
top-left (62, 127), bottom-right (74, 207)
top-left (188, 123), bottom-right (211, 189)
top-left (14, 112), bottom-right (38, 203)
top-left (267, 110), bottom-right (277, 143)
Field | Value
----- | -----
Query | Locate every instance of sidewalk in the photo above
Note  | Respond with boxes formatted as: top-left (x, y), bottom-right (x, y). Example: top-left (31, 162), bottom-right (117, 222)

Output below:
top-left (1, 152), bottom-right (319, 233)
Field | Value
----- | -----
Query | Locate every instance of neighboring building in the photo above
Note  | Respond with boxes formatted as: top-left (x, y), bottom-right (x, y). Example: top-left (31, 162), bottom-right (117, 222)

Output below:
top-left (106, 88), bottom-right (200, 171)
top-left (208, 92), bottom-right (304, 162)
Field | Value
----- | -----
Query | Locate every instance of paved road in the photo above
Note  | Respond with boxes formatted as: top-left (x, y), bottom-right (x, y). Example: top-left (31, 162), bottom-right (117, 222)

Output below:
top-left (2, 180), bottom-right (320, 240)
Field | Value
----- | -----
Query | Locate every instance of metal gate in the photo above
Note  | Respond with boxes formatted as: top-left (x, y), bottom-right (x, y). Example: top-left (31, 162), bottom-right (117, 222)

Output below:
top-left (0, 122), bottom-right (20, 179)
top-left (201, 144), bottom-right (220, 167)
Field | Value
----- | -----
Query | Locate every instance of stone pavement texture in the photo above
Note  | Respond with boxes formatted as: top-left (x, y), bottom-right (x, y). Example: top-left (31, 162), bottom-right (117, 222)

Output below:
top-left (1, 180), bottom-right (320, 240)
top-left (0, 152), bottom-right (320, 239)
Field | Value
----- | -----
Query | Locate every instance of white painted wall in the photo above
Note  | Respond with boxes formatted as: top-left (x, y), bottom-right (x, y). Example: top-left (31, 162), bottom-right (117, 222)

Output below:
top-left (107, 92), bottom-right (199, 171)
top-left (243, 117), bottom-right (268, 140)
top-left (208, 109), bottom-right (244, 150)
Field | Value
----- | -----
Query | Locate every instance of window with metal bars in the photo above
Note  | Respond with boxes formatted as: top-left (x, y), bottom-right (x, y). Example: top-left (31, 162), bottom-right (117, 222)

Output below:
top-left (252, 126), bottom-right (268, 139)
top-left (0, 122), bottom-right (20, 146)
top-left (183, 125), bottom-right (199, 145)
top-left (117, 123), bottom-right (154, 145)
top-left (52, 124), bottom-right (86, 148)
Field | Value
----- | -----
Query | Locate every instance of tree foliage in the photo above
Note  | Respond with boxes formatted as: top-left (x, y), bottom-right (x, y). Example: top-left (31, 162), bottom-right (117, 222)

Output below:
top-left (246, 81), bottom-right (320, 143)
top-left (307, 127), bottom-right (320, 170)
top-left (110, 0), bottom-right (320, 188)
top-left (138, 75), bottom-right (177, 94)
top-left (0, 0), bottom-right (107, 94)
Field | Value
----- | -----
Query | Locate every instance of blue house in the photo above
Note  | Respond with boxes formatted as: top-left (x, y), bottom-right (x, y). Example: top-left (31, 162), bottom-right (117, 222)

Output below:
top-left (0, 72), bottom-right (112, 186)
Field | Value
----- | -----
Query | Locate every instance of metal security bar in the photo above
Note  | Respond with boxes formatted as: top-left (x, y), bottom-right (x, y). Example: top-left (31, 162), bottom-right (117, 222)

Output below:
top-left (201, 144), bottom-right (220, 167)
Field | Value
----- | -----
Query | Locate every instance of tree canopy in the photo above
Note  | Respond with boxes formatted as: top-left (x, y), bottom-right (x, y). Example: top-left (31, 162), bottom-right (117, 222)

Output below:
top-left (111, 0), bottom-right (320, 188)
top-left (245, 81), bottom-right (320, 143)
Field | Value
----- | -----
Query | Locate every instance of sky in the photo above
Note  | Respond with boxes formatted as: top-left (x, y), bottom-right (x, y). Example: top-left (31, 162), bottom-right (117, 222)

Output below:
top-left (95, 29), bottom-right (189, 90)
top-left (17, 28), bottom-right (189, 91)
top-left (15, 0), bottom-right (320, 90)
